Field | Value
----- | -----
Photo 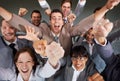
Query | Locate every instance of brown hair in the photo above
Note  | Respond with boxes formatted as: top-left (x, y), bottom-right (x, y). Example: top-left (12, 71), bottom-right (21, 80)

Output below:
top-left (61, 0), bottom-right (72, 8)
top-left (14, 47), bottom-right (39, 75)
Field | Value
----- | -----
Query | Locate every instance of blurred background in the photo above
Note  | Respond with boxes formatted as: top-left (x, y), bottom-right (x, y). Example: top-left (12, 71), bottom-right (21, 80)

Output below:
top-left (0, 0), bottom-right (120, 23)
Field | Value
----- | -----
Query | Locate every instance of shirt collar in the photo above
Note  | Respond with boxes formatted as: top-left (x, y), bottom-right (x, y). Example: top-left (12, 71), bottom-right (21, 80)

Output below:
top-left (72, 65), bottom-right (84, 72)
top-left (51, 31), bottom-right (60, 37)
top-left (3, 38), bottom-right (17, 45)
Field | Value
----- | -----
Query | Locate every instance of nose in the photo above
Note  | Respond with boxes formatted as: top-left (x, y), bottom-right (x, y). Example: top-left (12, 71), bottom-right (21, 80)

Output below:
top-left (22, 63), bottom-right (27, 68)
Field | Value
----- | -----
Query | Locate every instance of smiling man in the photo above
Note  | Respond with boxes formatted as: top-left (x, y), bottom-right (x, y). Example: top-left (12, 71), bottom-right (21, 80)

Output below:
top-left (0, 19), bottom-right (31, 69)
top-left (64, 45), bottom-right (103, 81)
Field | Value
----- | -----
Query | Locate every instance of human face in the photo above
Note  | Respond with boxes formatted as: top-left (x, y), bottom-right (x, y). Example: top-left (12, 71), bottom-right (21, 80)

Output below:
top-left (72, 56), bottom-right (88, 71)
top-left (50, 12), bottom-right (64, 35)
top-left (31, 12), bottom-right (41, 26)
top-left (16, 52), bottom-right (34, 78)
top-left (85, 29), bottom-right (94, 43)
top-left (61, 2), bottom-right (71, 18)
top-left (1, 20), bottom-right (16, 42)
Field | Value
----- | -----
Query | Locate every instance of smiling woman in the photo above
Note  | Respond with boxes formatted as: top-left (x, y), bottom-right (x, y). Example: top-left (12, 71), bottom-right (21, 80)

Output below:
top-left (0, 44), bottom-right (64, 81)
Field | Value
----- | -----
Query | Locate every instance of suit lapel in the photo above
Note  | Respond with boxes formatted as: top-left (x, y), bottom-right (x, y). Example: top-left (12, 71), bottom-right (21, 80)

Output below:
top-left (77, 68), bottom-right (86, 81)
top-left (66, 67), bottom-right (74, 81)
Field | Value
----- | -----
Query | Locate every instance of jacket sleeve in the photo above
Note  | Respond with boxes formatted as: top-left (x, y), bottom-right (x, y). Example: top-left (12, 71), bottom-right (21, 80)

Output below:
top-left (70, 14), bottom-right (94, 36)
top-left (37, 61), bottom-right (60, 78)
top-left (7, 14), bottom-right (42, 38)
top-left (95, 41), bottom-right (115, 64)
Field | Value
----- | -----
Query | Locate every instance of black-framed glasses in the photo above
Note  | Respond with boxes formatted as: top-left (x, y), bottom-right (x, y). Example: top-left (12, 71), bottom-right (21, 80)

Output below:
top-left (71, 56), bottom-right (87, 61)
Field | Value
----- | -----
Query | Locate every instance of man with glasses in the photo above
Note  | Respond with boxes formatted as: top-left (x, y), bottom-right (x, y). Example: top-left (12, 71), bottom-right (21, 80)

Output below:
top-left (64, 45), bottom-right (103, 81)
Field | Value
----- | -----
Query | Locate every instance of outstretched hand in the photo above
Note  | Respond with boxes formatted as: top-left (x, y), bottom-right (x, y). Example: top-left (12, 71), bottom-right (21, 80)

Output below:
top-left (93, 19), bottom-right (113, 38)
top-left (46, 42), bottom-right (64, 67)
top-left (93, 18), bottom-right (113, 44)
top-left (105, 0), bottom-right (120, 10)
top-left (18, 26), bottom-right (39, 42)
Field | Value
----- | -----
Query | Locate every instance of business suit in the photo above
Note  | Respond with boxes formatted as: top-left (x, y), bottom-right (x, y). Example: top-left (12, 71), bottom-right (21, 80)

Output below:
top-left (95, 41), bottom-right (120, 81)
top-left (7, 13), bottom-right (95, 81)
top-left (8, 14), bottom-right (95, 57)
top-left (82, 40), bottom-right (106, 73)
top-left (73, 37), bottom-right (106, 73)
top-left (64, 59), bottom-right (97, 81)
top-left (0, 36), bottom-right (31, 69)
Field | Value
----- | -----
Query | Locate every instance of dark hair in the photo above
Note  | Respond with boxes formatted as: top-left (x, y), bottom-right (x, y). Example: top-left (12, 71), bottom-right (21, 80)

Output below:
top-left (71, 45), bottom-right (88, 58)
top-left (61, 0), bottom-right (72, 8)
top-left (50, 9), bottom-right (64, 20)
top-left (31, 10), bottom-right (42, 19)
top-left (93, 7), bottom-right (107, 19)
top-left (84, 27), bottom-right (93, 39)
top-left (14, 47), bottom-right (39, 76)
top-left (0, 18), bottom-right (4, 26)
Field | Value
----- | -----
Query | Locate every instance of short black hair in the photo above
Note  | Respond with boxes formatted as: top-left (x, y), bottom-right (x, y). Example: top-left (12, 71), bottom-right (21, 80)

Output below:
top-left (50, 9), bottom-right (64, 20)
top-left (61, 0), bottom-right (72, 8)
top-left (31, 10), bottom-right (42, 18)
top-left (71, 45), bottom-right (88, 58)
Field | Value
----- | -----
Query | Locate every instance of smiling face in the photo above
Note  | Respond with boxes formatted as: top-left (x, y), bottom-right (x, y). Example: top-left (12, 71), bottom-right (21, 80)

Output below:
top-left (72, 56), bottom-right (88, 71)
top-left (61, 2), bottom-right (71, 18)
top-left (16, 52), bottom-right (34, 79)
top-left (85, 28), bottom-right (95, 43)
top-left (1, 20), bottom-right (16, 42)
top-left (50, 11), bottom-right (64, 35)
top-left (31, 12), bottom-right (41, 26)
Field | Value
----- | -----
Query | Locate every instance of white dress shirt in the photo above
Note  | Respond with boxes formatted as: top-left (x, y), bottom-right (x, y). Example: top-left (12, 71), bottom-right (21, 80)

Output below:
top-left (72, 65), bottom-right (84, 81)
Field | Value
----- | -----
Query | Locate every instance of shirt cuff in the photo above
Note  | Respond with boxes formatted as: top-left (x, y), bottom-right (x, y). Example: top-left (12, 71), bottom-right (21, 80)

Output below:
top-left (94, 38), bottom-right (107, 46)
top-left (79, 0), bottom-right (86, 6)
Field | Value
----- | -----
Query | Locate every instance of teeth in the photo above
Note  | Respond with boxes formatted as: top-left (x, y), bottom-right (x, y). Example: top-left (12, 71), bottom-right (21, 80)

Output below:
top-left (5, 33), bottom-right (13, 36)
top-left (21, 69), bottom-right (28, 73)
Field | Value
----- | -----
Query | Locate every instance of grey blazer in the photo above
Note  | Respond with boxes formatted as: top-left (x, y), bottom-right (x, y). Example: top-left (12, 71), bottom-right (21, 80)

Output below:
top-left (8, 14), bottom-right (95, 57)
top-left (64, 59), bottom-right (97, 81)
top-left (0, 36), bottom-right (31, 69)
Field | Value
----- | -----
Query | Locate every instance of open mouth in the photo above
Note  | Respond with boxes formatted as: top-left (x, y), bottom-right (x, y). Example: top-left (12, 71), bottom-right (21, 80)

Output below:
top-left (54, 23), bottom-right (60, 28)
top-left (54, 25), bottom-right (60, 28)
top-left (21, 69), bottom-right (29, 73)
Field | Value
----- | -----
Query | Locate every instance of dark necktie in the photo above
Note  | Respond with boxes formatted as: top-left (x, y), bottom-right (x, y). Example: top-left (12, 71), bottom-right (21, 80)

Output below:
top-left (54, 36), bottom-right (59, 43)
top-left (63, 19), bottom-right (67, 23)
top-left (9, 43), bottom-right (17, 56)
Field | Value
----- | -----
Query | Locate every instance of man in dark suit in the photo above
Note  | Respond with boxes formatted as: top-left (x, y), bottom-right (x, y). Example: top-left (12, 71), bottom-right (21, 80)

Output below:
top-left (0, 19), bottom-right (31, 69)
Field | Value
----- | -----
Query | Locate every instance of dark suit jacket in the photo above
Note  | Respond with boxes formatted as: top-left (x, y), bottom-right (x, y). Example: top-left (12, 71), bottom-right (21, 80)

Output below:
top-left (95, 41), bottom-right (120, 81)
top-left (0, 36), bottom-right (31, 69)
top-left (64, 59), bottom-right (97, 81)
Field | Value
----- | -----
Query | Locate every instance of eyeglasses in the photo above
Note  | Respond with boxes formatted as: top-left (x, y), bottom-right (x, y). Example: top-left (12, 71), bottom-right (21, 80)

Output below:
top-left (71, 56), bottom-right (87, 61)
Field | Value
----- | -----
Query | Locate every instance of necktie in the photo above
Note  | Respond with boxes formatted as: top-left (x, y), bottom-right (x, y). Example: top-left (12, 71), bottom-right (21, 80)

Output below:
top-left (63, 19), bottom-right (67, 23)
top-left (54, 36), bottom-right (59, 43)
top-left (9, 43), bottom-right (17, 56)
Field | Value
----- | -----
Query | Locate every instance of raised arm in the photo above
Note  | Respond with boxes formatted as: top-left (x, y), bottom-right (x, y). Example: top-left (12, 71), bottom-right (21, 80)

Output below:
top-left (74, 0), bottom-right (86, 17)
top-left (0, 6), bottom-right (43, 37)
top-left (37, 42), bottom-right (64, 77)
top-left (94, 0), bottom-right (120, 21)
top-left (0, 7), bottom-right (12, 21)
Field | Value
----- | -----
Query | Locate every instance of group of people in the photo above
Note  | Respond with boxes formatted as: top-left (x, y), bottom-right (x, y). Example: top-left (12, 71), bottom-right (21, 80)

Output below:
top-left (0, 0), bottom-right (120, 81)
